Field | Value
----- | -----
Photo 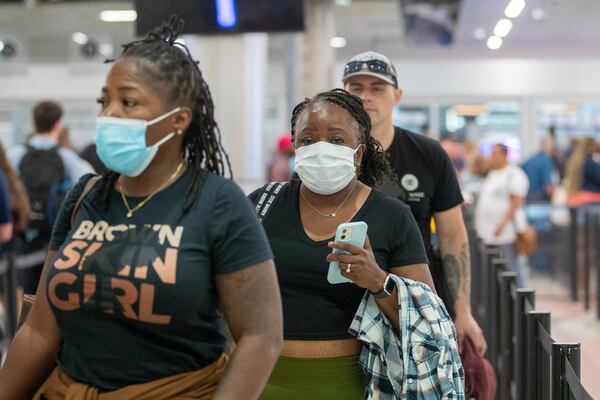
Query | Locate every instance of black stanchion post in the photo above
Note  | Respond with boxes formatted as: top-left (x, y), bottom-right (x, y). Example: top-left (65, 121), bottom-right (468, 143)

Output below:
top-left (569, 207), bottom-right (578, 301)
top-left (552, 343), bottom-right (580, 400)
top-left (584, 208), bottom-right (591, 310)
top-left (498, 271), bottom-right (516, 400)
top-left (487, 250), bottom-right (503, 371)
top-left (479, 243), bottom-right (490, 341)
top-left (537, 312), bottom-right (552, 400)
top-left (515, 289), bottom-right (535, 400)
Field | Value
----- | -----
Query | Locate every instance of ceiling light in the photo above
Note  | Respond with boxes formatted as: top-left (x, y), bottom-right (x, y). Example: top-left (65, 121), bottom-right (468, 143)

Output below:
top-left (0, 41), bottom-right (4, 52)
top-left (99, 43), bottom-right (114, 57)
top-left (71, 32), bottom-right (88, 45)
top-left (334, 0), bottom-right (352, 5)
top-left (100, 10), bottom-right (137, 22)
top-left (505, 0), bottom-right (526, 19)
top-left (329, 36), bottom-right (347, 48)
top-left (531, 8), bottom-right (546, 20)
top-left (473, 28), bottom-right (486, 40)
top-left (493, 19), bottom-right (513, 37)
top-left (487, 36), bottom-right (503, 50)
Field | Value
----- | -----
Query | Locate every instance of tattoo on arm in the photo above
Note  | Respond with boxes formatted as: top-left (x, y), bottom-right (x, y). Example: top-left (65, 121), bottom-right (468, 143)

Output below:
top-left (441, 242), bottom-right (471, 308)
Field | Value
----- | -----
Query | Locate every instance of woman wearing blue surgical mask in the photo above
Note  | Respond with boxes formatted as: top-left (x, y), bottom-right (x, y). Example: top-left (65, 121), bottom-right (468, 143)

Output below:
top-left (0, 16), bottom-right (282, 400)
top-left (249, 89), bottom-right (437, 399)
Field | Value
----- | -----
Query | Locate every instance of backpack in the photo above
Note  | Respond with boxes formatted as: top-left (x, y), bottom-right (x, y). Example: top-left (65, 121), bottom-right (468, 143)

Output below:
top-left (18, 144), bottom-right (68, 238)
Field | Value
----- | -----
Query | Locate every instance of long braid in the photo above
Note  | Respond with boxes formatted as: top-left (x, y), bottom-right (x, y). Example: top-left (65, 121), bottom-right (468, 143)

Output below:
top-left (291, 88), bottom-right (395, 187)
top-left (96, 15), bottom-right (231, 219)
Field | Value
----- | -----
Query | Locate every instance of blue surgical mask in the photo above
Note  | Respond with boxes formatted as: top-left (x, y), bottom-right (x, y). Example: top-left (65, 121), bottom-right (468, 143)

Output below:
top-left (95, 107), bottom-right (181, 177)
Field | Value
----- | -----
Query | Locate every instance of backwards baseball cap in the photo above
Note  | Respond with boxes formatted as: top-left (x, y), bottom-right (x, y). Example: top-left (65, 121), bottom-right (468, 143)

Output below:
top-left (342, 51), bottom-right (398, 87)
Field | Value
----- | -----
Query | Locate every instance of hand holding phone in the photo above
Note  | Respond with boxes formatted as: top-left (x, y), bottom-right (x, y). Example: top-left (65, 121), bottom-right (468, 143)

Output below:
top-left (327, 221), bottom-right (368, 284)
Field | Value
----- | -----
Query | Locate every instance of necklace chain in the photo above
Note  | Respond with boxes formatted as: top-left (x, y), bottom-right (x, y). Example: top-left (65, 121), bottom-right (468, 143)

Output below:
top-left (119, 160), bottom-right (185, 218)
top-left (300, 180), bottom-right (358, 219)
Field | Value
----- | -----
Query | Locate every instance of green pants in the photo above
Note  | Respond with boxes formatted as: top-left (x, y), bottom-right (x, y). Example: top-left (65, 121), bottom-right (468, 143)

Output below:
top-left (259, 355), bottom-right (367, 400)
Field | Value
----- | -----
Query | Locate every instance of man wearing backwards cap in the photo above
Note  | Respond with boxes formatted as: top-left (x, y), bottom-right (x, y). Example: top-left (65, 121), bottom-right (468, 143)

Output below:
top-left (343, 51), bottom-right (487, 355)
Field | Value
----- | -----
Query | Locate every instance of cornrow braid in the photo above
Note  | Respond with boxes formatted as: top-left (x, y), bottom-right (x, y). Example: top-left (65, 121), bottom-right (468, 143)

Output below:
top-left (291, 88), bottom-right (395, 187)
top-left (97, 15), bottom-right (232, 220)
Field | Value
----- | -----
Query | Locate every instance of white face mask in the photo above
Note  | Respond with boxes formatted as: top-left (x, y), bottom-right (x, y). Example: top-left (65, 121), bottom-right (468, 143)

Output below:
top-left (295, 142), bottom-right (360, 195)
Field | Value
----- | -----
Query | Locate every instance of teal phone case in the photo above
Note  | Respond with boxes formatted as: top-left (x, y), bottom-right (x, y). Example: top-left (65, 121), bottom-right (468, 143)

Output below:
top-left (327, 221), bottom-right (368, 284)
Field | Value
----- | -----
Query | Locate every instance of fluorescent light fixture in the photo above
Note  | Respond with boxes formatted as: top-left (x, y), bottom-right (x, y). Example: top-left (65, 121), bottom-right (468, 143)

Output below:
top-left (505, 0), bottom-right (526, 18)
top-left (493, 19), bottom-right (513, 37)
top-left (487, 36), bottom-right (503, 50)
top-left (531, 8), bottom-right (546, 20)
top-left (216, 0), bottom-right (237, 29)
top-left (474, 28), bottom-right (486, 40)
top-left (0, 41), bottom-right (4, 52)
top-left (100, 10), bottom-right (137, 22)
top-left (329, 36), bottom-right (347, 48)
top-left (71, 32), bottom-right (88, 45)
top-left (335, 0), bottom-right (352, 5)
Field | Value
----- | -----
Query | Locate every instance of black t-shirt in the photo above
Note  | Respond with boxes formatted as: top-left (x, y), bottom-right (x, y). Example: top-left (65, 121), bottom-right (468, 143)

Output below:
top-left (382, 127), bottom-right (464, 260)
top-left (380, 127), bottom-right (463, 310)
top-left (47, 170), bottom-right (273, 390)
top-left (249, 179), bottom-right (427, 340)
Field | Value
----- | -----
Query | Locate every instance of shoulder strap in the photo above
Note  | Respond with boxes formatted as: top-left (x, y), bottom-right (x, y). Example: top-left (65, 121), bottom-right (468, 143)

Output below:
top-left (254, 182), bottom-right (287, 223)
top-left (71, 176), bottom-right (101, 225)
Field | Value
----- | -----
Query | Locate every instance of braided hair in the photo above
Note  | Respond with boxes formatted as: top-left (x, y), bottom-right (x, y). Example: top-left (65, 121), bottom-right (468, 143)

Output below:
top-left (290, 88), bottom-right (395, 187)
top-left (97, 15), bottom-right (232, 219)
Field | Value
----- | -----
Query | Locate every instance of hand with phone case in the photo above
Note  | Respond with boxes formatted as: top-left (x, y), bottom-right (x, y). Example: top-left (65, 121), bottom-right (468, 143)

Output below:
top-left (326, 221), bottom-right (389, 293)
top-left (327, 222), bottom-right (368, 284)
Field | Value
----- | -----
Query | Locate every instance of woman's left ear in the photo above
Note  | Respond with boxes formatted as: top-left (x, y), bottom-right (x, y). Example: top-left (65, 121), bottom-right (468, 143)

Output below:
top-left (355, 143), bottom-right (366, 167)
top-left (173, 106), bottom-right (193, 135)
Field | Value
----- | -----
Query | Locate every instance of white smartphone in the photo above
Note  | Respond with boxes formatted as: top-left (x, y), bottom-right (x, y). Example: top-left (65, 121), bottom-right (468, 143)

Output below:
top-left (327, 221), bottom-right (368, 284)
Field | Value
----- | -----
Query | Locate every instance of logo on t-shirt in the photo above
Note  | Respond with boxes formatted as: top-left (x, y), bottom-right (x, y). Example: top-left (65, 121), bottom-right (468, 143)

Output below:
top-left (401, 174), bottom-right (419, 191)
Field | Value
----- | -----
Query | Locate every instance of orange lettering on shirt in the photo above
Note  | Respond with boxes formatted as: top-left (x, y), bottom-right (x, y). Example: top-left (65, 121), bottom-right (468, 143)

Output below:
top-left (79, 242), bottom-right (103, 270)
top-left (54, 241), bottom-right (88, 270)
top-left (83, 274), bottom-right (96, 303)
top-left (48, 272), bottom-right (80, 311)
top-left (138, 283), bottom-right (171, 324)
top-left (151, 248), bottom-right (178, 284)
top-left (111, 278), bottom-right (138, 320)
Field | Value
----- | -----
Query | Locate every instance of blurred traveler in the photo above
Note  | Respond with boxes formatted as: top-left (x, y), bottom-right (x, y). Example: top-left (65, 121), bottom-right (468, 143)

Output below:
top-left (343, 51), bottom-right (486, 355)
top-left (266, 132), bottom-right (294, 182)
top-left (0, 142), bottom-right (30, 239)
top-left (521, 136), bottom-right (557, 202)
top-left (57, 126), bottom-right (74, 150)
top-left (0, 16), bottom-right (282, 400)
top-left (7, 101), bottom-right (94, 295)
top-left (564, 137), bottom-right (600, 206)
top-left (0, 169), bottom-right (12, 244)
top-left (460, 141), bottom-right (488, 204)
top-left (475, 144), bottom-right (529, 286)
top-left (251, 89), bottom-right (462, 399)
top-left (79, 142), bottom-right (106, 174)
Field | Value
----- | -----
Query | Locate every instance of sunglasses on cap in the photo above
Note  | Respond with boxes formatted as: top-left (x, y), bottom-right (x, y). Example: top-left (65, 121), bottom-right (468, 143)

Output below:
top-left (343, 59), bottom-right (397, 85)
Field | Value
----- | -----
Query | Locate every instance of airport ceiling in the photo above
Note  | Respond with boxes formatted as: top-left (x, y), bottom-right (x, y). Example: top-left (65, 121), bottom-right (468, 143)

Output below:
top-left (0, 0), bottom-right (599, 63)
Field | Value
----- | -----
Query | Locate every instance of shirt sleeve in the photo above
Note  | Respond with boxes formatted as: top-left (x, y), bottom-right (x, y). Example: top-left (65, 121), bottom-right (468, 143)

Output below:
top-left (49, 173), bottom-right (95, 251)
top-left (431, 141), bottom-right (464, 213)
top-left (509, 167), bottom-right (529, 198)
top-left (389, 202), bottom-right (429, 267)
top-left (0, 170), bottom-right (12, 224)
top-left (211, 179), bottom-right (273, 275)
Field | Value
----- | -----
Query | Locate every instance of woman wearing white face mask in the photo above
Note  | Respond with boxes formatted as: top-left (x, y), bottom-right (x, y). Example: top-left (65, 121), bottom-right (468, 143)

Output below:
top-left (0, 17), bottom-right (283, 400)
top-left (250, 89), bottom-right (436, 399)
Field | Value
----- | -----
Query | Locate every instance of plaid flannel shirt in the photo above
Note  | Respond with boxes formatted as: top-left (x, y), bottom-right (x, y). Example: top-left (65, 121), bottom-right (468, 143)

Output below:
top-left (349, 275), bottom-right (465, 400)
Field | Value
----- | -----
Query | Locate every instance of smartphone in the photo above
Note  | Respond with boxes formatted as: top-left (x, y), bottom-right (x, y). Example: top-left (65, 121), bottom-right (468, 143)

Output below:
top-left (327, 221), bottom-right (368, 284)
